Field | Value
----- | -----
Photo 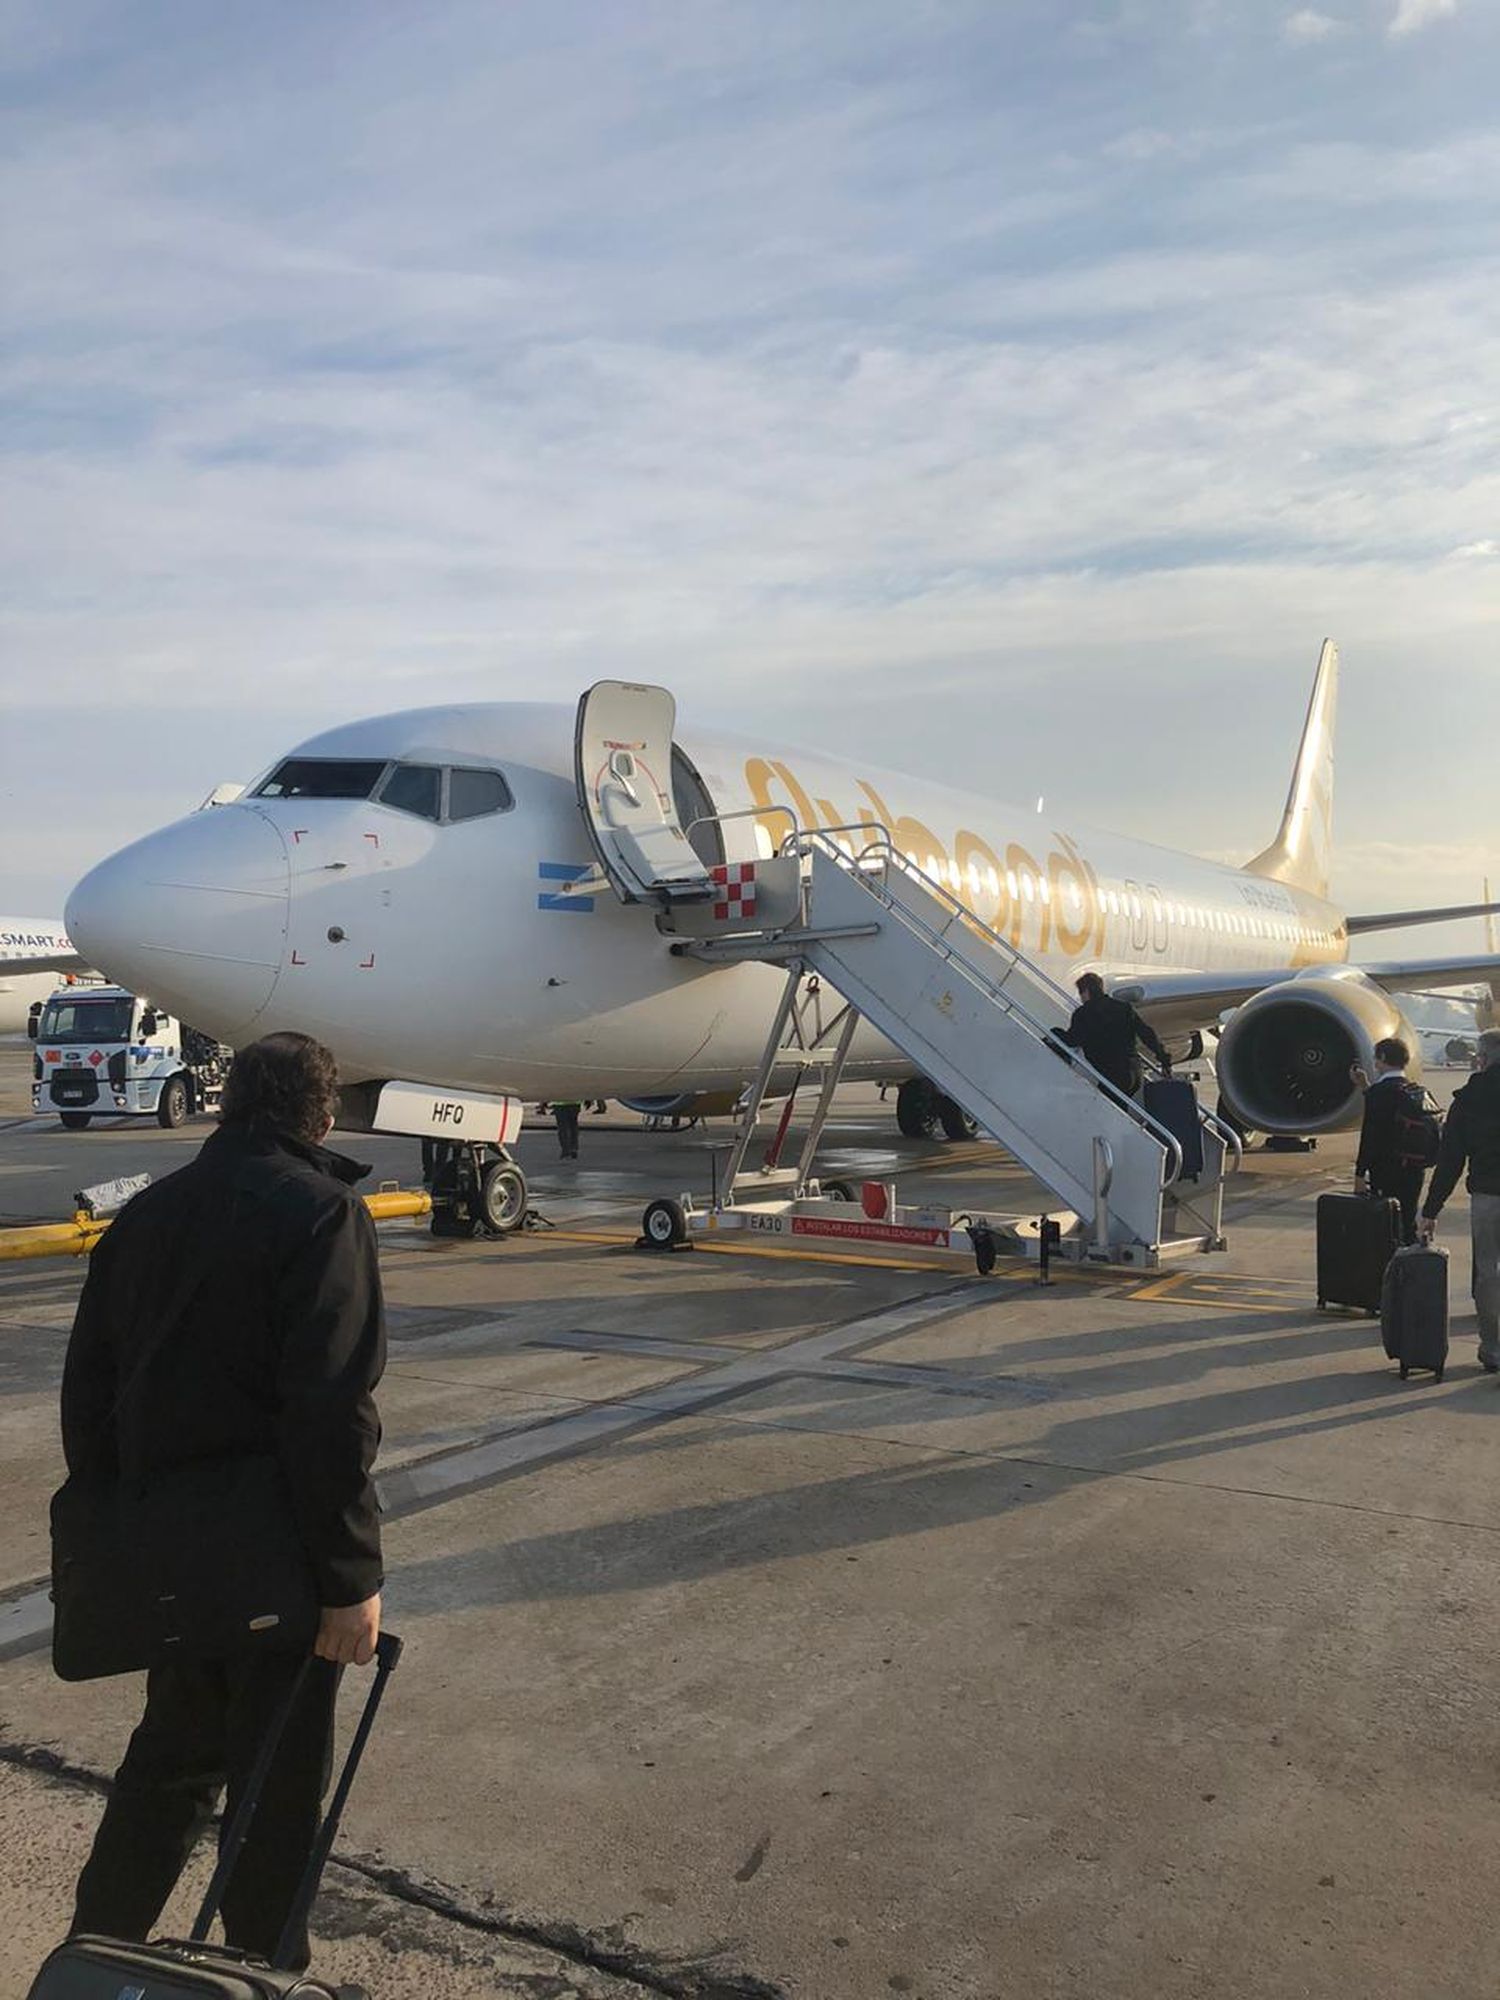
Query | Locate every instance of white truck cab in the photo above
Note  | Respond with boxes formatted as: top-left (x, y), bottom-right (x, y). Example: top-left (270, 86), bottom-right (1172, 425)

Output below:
top-left (30, 984), bottom-right (232, 1129)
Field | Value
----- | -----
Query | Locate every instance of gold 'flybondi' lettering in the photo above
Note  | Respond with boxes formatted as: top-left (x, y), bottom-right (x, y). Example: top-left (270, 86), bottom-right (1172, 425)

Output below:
top-left (742, 756), bottom-right (1106, 964)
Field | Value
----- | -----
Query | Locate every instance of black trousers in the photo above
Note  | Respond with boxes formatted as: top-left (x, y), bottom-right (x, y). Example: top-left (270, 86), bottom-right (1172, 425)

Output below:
top-left (1370, 1165), bottom-right (1425, 1245)
top-left (554, 1104), bottom-right (580, 1158)
top-left (73, 1651), bottom-right (339, 1968)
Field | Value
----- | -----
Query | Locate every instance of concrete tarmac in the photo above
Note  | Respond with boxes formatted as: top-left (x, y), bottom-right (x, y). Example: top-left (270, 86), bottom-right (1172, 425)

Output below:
top-left (1, 1048), bottom-right (1493, 1998)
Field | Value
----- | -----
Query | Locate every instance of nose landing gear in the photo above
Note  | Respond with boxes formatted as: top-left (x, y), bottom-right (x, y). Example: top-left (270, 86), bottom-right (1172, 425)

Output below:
top-left (422, 1140), bottom-right (529, 1239)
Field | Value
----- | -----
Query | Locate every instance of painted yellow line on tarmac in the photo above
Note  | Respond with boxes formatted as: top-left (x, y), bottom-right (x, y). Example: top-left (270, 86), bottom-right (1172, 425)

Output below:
top-left (541, 1226), bottom-right (968, 1275)
top-left (1128, 1271), bottom-right (1194, 1304)
top-left (537, 1229), bottom-right (1317, 1307)
top-left (1120, 1271), bottom-right (1317, 1315)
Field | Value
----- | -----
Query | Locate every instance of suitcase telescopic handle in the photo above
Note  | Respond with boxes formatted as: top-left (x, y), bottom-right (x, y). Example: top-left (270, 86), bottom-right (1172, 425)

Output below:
top-left (272, 1629), bottom-right (403, 1968)
top-left (188, 1632), bottom-right (404, 1955)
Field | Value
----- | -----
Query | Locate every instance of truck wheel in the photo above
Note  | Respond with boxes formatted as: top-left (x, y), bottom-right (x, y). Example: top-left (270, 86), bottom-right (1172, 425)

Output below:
top-left (895, 1079), bottom-right (940, 1139)
top-left (156, 1075), bottom-right (189, 1129)
top-left (938, 1095), bottom-right (978, 1141)
top-left (640, 1197), bottom-right (688, 1250)
top-left (59, 1112), bottom-right (92, 1131)
top-left (478, 1160), bottom-right (527, 1234)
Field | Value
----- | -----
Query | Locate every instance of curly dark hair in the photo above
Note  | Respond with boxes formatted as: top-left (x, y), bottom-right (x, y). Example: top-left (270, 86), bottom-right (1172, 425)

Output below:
top-left (220, 1031), bottom-right (340, 1145)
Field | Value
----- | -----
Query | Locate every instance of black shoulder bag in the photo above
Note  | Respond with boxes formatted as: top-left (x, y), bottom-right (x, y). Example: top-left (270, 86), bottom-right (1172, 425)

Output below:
top-left (50, 1222), bottom-right (321, 1683)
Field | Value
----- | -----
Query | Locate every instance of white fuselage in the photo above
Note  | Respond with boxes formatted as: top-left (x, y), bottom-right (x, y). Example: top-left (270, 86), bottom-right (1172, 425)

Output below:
top-left (0, 919), bottom-right (76, 1035)
top-left (65, 704), bottom-right (1349, 1097)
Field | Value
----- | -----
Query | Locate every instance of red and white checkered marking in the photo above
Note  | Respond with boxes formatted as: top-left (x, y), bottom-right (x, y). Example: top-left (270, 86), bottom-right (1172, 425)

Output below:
top-left (710, 862), bottom-right (757, 923)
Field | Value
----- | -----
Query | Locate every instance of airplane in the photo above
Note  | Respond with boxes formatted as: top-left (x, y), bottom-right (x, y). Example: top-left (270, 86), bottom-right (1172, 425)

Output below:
top-left (64, 640), bottom-right (1500, 1214)
top-left (0, 920), bottom-right (85, 1035)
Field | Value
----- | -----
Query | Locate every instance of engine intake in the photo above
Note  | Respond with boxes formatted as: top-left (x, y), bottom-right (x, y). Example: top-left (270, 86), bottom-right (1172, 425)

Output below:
top-left (1216, 972), bottom-right (1418, 1136)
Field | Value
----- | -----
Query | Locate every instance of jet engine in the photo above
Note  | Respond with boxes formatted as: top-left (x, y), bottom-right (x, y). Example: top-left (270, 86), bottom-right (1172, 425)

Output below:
top-left (1215, 971), bottom-right (1420, 1137)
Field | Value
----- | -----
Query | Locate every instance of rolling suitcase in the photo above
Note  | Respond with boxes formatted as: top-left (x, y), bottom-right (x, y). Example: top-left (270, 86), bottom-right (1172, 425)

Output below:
top-left (1316, 1191), bottom-right (1400, 1314)
top-left (1142, 1077), bottom-right (1204, 1180)
top-left (1380, 1244), bottom-right (1449, 1381)
top-left (26, 1632), bottom-right (402, 1999)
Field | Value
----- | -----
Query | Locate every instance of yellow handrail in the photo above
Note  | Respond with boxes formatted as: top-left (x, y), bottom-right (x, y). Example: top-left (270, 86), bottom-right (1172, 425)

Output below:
top-left (0, 1187), bottom-right (435, 1264)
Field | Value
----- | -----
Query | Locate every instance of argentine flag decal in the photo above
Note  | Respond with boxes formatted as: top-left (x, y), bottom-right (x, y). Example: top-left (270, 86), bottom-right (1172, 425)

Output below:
top-left (537, 862), bottom-right (596, 913)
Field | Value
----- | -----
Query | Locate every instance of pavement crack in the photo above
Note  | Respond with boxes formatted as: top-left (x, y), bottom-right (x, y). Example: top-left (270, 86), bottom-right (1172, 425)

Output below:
top-left (0, 1740), bottom-right (788, 2000)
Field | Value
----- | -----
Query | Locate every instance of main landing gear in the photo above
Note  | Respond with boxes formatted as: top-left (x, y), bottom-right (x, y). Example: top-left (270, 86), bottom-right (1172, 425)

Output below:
top-left (895, 1077), bottom-right (978, 1142)
top-left (422, 1140), bottom-right (529, 1239)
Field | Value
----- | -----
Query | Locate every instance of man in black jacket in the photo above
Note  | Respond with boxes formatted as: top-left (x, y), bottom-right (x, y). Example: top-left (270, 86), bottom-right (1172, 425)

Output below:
top-left (64, 1032), bottom-right (385, 1968)
top-left (1419, 1030), bottom-right (1500, 1372)
top-left (1057, 972), bottom-right (1170, 1096)
top-left (1352, 1035), bottom-right (1428, 1243)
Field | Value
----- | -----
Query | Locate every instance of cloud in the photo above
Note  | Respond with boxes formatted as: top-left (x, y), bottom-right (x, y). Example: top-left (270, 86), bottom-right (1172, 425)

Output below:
top-left (1283, 11), bottom-right (1343, 43)
top-left (1389, 0), bottom-right (1459, 36)
top-left (1, 2), bottom-right (1497, 918)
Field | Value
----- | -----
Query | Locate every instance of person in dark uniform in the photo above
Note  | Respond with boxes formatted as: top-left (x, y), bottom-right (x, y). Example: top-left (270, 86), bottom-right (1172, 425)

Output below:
top-left (1419, 1030), bottom-right (1500, 1369)
top-left (63, 1032), bottom-right (385, 1971)
top-left (1352, 1036), bottom-right (1427, 1244)
top-left (1057, 971), bottom-right (1170, 1095)
top-left (553, 1098), bottom-right (582, 1159)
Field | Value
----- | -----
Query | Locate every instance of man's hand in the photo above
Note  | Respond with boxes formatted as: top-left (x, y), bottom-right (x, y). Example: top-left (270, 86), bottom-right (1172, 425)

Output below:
top-left (316, 1592), bottom-right (381, 1667)
top-left (1417, 1215), bottom-right (1437, 1246)
top-left (1350, 1063), bottom-right (1370, 1091)
top-left (1354, 1173), bottom-right (1370, 1195)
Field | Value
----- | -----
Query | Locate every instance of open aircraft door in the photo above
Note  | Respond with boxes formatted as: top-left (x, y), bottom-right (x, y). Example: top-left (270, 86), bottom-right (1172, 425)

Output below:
top-left (574, 681), bottom-right (715, 906)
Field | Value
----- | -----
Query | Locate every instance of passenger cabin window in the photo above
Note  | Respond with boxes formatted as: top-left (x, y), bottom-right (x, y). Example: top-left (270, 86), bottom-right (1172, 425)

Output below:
top-left (447, 767), bottom-right (513, 822)
top-left (379, 763), bottom-right (443, 822)
top-left (255, 759), bottom-right (387, 800)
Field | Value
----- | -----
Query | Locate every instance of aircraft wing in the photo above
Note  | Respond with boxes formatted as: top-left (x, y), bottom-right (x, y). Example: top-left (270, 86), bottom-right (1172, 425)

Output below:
top-left (1119, 954), bottom-right (1500, 1032)
top-left (0, 948), bottom-right (83, 979)
top-left (1354, 953), bottom-right (1500, 994)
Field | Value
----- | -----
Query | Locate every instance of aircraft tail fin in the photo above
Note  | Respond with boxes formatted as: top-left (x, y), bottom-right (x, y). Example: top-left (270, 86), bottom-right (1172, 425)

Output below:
top-left (1244, 638), bottom-right (1338, 901)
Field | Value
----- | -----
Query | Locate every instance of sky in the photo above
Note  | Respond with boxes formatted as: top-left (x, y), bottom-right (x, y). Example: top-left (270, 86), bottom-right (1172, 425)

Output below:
top-left (2, 0), bottom-right (1496, 957)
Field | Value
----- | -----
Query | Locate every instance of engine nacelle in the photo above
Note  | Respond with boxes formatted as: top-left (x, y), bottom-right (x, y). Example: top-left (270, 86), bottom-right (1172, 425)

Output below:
top-left (1216, 971), bottom-right (1419, 1136)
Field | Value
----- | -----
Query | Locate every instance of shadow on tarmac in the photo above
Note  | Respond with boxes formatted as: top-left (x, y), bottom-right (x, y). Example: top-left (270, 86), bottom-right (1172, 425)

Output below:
top-left (393, 1300), bottom-right (1498, 1616)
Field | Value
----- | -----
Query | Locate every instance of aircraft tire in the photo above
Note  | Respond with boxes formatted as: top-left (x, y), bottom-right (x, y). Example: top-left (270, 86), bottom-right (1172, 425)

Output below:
top-left (478, 1159), bottom-right (528, 1234)
top-left (59, 1112), bottom-right (92, 1131)
top-left (156, 1075), bottom-right (189, 1129)
top-left (641, 1197), bottom-right (688, 1250)
top-left (895, 1078), bottom-right (940, 1139)
top-left (938, 1095), bottom-right (978, 1141)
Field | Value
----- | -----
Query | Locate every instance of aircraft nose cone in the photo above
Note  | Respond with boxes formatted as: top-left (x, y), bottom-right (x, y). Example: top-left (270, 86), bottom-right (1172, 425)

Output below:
top-left (67, 806), bottom-right (290, 1044)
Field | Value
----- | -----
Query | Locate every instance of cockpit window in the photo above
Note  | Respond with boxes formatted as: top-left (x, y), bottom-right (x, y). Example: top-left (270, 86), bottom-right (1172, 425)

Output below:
top-left (377, 763), bottom-right (443, 822)
top-left (253, 756), bottom-right (512, 824)
top-left (255, 759), bottom-right (388, 800)
top-left (446, 767), bottom-right (513, 822)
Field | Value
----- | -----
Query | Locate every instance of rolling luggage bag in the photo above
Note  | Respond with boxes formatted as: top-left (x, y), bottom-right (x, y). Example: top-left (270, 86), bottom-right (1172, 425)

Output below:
top-left (1380, 1244), bottom-right (1449, 1381)
top-left (26, 1632), bottom-right (402, 2000)
top-left (1316, 1192), bottom-right (1400, 1314)
top-left (1142, 1077), bottom-right (1204, 1179)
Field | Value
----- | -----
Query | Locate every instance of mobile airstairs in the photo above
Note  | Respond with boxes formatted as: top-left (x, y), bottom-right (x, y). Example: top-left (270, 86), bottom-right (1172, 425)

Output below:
top-left (571, 680), bottom-right (1240, 1272)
